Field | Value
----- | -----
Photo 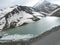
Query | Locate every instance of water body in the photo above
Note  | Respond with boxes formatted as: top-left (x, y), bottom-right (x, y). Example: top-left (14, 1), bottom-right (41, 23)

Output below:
top-left (3, 16), bottom-right (60, 34)
top-left (0, 16), bottom-right (60, 43)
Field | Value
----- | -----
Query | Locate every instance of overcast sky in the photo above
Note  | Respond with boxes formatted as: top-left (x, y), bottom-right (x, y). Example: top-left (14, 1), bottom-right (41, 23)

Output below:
top-left (46, 0), bottom-right (60, 5)
top-left (0, 0), bottom-right (60, 9)
top-left (0, 0), bottom-right (40, 9)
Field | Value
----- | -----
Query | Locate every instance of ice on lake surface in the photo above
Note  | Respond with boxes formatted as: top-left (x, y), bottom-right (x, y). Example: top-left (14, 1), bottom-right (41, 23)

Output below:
top-left (0, 34), bottom-right (34, 41)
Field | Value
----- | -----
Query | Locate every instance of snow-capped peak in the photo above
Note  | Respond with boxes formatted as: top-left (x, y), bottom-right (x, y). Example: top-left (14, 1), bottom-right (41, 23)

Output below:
top-left (0, 5), bottom-right (44, 31)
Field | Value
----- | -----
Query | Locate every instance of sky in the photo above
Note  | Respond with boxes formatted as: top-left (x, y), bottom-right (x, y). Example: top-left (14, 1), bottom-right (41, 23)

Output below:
top-left (0, 0), bottom-right (60, 9)
top-left (46, 0), bottom-right (60, 5)
top-left (0, 0), bottom-right (40, 9)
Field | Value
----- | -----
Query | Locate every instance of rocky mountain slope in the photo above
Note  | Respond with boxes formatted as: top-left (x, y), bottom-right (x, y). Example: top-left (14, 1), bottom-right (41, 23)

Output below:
top-left (0, 5), bottom-right (44, 31)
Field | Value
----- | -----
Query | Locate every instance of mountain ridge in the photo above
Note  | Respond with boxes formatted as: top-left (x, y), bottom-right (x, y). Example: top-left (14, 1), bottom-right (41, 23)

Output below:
top-left (0, 5), bottom-right (44, 31)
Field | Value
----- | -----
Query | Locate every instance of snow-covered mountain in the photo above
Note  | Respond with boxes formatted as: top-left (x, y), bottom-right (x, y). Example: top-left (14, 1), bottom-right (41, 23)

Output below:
top-left (0, 5), bottom-right (44, 31)
top-left (34, 1), bottom-right (60, 15)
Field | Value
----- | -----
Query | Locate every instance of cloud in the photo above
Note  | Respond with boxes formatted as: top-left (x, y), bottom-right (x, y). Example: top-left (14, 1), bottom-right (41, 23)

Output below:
top-left (0, 0), bottom-right (39, 9)
top-left (46, 0), bottom-right (60, 5)
top-left (0, 0), bottom-right (15, 8)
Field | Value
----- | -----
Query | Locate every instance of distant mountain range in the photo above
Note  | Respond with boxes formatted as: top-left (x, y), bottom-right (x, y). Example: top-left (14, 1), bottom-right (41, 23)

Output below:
top-left (0, 0), bottom-right (60, 31)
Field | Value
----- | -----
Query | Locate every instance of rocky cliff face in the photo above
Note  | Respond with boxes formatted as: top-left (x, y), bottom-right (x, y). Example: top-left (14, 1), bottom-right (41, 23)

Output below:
top-left (0, 5), bottom-right (44, 31)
